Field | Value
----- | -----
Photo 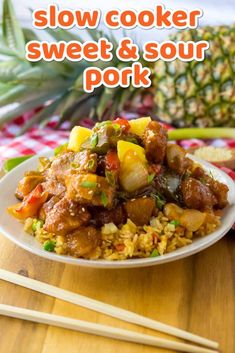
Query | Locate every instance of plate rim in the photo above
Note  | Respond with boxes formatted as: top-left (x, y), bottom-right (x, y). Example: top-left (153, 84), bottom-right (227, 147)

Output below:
top-left (0, 151), bottom-right (235, 269)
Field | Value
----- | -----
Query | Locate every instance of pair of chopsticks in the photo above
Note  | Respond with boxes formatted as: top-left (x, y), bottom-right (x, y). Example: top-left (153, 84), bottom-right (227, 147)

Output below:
top-left (0, 269), bottom-right (218, 353)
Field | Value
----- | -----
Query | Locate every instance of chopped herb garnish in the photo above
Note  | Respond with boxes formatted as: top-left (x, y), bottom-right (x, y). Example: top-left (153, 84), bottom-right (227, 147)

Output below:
top-left (54, 143), bottom-right (68, 156)
top-left (32, 219), bottom-right (44, 232)
top-left (112, 123), bottom-right (121, 131)
top-left (105, 170), bottom-right (116, 186)
top-left (150, 249), bottom-right (159, 257)
top-left (170, 220), bottom-right (180, 226)
top-left (126, 136), bottom-right (138, 144)
top-left (209, 170), bottom-right (215, 180)
top-left (151, 193), bottom-right (166, 210)
top-left (90, 133), bottom-right (98, 148)
top-left (80, 181), bottom-right (97, 188)
top-left (182, 170), bottom-right (192, 180)
top-left (200, 177), bottom-right (207, 185)
top-left (88, 159), bottom-right (95, 169)
top-left (95, 121), bottom-right (112, 128)
top-left (101, 191), bottom-right (108, 207)
top-left (43, 240), bottom-right (56, 252)
top-left (147, 173), bottom-right (155, 184)
top-left (71, 161), bottom-right (80, 169)
top-left (117, 191), bottom-right (128, 201)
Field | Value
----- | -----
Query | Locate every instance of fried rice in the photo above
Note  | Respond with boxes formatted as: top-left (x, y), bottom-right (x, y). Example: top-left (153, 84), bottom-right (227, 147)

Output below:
top-left (24, 211), bottom-right (221, 260)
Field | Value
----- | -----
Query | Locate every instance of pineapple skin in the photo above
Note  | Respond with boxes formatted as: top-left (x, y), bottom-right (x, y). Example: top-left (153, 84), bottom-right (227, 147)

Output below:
top-left (154, 24), bottom-right (235, 127)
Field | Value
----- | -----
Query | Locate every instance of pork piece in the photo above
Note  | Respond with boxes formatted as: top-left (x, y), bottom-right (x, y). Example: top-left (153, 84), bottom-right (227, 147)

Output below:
top-left (166, 144), bottom-right (192, 175)
top-left (65, 227), bottom-right (100, 257)
top-left (96, 155), bottom-right (106, 176)
top-left (143, 121), bottom-right (167, 163)
top-left (191, 166), bottom-right (204, 179)
top-left (71, 150), bottom-right (97, 173)
top-left (15, 172), bottom-right (45, 200)
top-left (43, 197), bottom-right (90, 235)
top-left (91, 205), bottom-right (126, 227)
top-left (49, 152), bottom-right (74, 183)
top-left (66, 174), bottom-right (115, 208)
top-left (39, 195), bottom-right (61, 221)
top-left (42, 178), bottom-right (66, 197)
top-left (124, 197), bottom-right (156, 226)
top-left (48, 151), bottom-right (97, 184)
top-left (206, 178), bottom-right (228, 209)
top-left (82, 123), bottom-right (138, 155)
top-left (191, 167), bottom-right (228, 209)
top-left (181, 178), bottom-right (217, 210)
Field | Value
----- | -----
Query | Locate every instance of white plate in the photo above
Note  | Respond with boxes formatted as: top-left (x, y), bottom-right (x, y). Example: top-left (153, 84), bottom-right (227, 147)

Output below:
top-left (0, 151), bottom-right (235, 269)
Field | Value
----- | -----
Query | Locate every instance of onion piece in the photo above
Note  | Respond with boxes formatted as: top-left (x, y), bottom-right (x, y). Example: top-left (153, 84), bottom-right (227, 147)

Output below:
top-left (119, 150), bottom-right (149, 192)
top-left (179, 209), bottom-right (206, 232)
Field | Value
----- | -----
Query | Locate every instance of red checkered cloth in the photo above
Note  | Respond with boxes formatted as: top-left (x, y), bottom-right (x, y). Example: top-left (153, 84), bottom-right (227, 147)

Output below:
top-left (0, 112), bottom-right (94, 167)
top-left (0, 129), bottom-right (69, 163)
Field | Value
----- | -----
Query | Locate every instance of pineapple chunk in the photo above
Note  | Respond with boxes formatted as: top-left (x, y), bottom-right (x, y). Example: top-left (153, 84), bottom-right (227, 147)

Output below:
top-left (68, 126), bottom-right (92, 152)
top-left (117, 140), bottom-right (146, 163)
top-left (129, 117), bottom-right (151, 137)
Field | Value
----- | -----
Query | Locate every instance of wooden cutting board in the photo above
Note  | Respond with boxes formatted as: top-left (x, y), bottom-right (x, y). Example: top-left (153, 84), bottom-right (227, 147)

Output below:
top-left (0, 229), bottom-right (234, 353)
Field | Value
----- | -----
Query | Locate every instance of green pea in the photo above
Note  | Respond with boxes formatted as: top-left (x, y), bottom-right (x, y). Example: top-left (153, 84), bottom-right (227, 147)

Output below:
top-left (150, 249), bottom-right (160, 257)
top-left (43, 240), bottom-right (56, 252)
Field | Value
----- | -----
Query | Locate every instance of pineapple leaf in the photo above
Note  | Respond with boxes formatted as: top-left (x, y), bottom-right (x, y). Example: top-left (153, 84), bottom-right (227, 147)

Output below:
top-left (73, 74), bottom-right (84, 90)
top-left (46, 28), bottom-right (84, 43)
top-left (97, 88), bottom-right (118, 118)
top-left (16, 67), bottom-right (58, 83)
top-left (86, 28), bottom-right (103, 41)
top-left (70, 96), bottom-right (98, 127)
top-left (0, 79), bottom-right (68, 108)
top-left (118, 88), bottom-right (133, 111)
top-left (46, 61), bottom-right (77, 78)
top-left (105, 96), bottom-right (119, 119)
top-left (57, 91), bottom-right (93, 127)
top-left (23, 28), bottom-right (40, 42)
top-left (20, 94), bottom-right (67, 133)
top-left (0, 43), bottom-right (18, 57)
top-left (107, 30), bottom-right (118, 48)
top-left (0, 96), bottom-right (56, 126)
top-left (0, 85), bottom-right (30, 107)
top-left (73, 63), bottom-right (95, 90)
top-left (0, 82), bottom-right (15, 95)
top-left (2, 0), bottom-right (26, 57)
top-left (0, 59), bottom-right (29, 82)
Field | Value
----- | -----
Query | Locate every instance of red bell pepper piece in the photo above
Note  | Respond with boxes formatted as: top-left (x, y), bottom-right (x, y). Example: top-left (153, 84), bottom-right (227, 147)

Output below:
top-left (8, 184), bottom-right (48, 220)
top-left (105, 151), bottom-right (120, 171)
top-left (112, 118), bottom-right (130, 133)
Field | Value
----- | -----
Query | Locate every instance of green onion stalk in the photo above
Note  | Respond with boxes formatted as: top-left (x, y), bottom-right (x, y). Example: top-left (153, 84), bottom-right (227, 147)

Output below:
top-left (168, 128), bottom-right (235, 141)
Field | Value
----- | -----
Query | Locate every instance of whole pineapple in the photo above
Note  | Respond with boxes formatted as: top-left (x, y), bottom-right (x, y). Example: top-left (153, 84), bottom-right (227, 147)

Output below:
top-left (154, 24), bottom-right (235, 127)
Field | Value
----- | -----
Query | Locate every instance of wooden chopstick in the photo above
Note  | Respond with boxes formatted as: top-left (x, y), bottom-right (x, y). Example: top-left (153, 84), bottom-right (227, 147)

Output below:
top-left (0, 304), bottom-right (218, 353)
top-left (0, 269), bottom-right (218, 350)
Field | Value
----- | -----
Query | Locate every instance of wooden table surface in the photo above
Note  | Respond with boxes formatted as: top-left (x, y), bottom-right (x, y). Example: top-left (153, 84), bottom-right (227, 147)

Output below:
top-left (0, 230), bottom-right (234, 353)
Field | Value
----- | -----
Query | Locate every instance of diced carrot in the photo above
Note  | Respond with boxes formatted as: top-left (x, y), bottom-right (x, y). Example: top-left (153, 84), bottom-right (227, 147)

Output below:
top-left (115, 244), bottom-right (125, 252)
